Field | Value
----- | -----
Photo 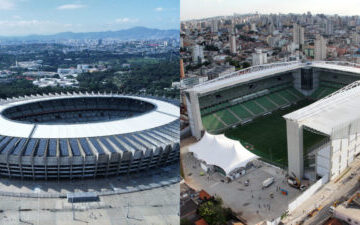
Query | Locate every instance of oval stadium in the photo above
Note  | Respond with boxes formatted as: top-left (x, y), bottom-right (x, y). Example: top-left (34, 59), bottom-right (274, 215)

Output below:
top-left (0, 93), bottom-right (179, 180)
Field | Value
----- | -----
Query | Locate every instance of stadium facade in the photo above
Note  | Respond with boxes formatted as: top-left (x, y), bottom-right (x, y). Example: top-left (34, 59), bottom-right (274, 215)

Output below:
top-left (0, 93), bottom-right (179, 180)
top-left (184, 61), bottom-right (360, 181)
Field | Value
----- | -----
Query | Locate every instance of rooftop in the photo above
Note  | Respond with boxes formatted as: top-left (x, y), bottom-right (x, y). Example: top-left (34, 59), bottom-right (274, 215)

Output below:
top-left (186, 61), bottom-right (360, 95)
top-left (284, 81), bottom-right (360, 136)
top-left (0, 93), bottom-right (179, 139)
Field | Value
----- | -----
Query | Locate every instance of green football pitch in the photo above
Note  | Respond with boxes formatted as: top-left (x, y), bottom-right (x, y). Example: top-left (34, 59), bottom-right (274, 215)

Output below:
top-left (224, 100), bottom-right (327, 167)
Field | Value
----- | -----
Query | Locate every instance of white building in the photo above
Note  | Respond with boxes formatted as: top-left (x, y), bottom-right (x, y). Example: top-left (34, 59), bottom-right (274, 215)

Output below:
top-left (314, 35), bottom-right (327, 60)
top-left (250, 23), bottom-right (257, 32)
top-left (351, 32), bottom-right (360, 45)
top-left (211, 20), bottom-right (218, 33)
top-left (252, 49), bottom-right (267, 66)
top-left (293, 23), bottom-right (305, 47)
top-left (325, 20), bottom-right (333, 35)
top-left (33, 77), bottom-right (79, 88)
top-left (229, 34), bottom-right (237, 54)
top-left (192, 45), bottom-right (204, 63)
top-left (77, 64), bottom-right (90, 72)
top-left (57, 68), bottom-right (79, 77)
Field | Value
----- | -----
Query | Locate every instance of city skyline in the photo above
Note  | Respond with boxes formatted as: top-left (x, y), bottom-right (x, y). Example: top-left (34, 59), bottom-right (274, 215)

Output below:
top-left (0, 0), bottom-right (179, 36)
top-left (181, 0), bottom-right (360, 20)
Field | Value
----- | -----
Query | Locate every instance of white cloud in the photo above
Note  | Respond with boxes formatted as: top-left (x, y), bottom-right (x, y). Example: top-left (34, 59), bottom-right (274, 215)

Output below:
top-left (155, 7), bottom-right (164, 12)
top-left (57, 4), bottom-right (86, 10)
top-left (0, 20), bottom-right (76, 35)
top-left (12, 15), bottom-right (22, 19)
top-left (0, 20), bottom-right (53, 27)
top-left (0, 0), bottom-right (15, 10)
top-left (115, 17), bottom-right (138, 23)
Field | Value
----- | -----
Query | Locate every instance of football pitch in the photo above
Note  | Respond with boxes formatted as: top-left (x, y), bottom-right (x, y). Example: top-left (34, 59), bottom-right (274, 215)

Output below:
top-left (224, 100), bottom-right (327, 167)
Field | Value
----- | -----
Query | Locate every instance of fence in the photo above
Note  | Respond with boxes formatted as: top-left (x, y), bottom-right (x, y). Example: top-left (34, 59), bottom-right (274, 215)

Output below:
top-left (0, 177), bottom-right (180, 199)
top-left (288, 174), bottom-right (329, 213)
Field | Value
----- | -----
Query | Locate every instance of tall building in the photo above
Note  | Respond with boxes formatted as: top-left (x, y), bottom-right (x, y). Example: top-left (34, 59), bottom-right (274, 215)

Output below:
top-left (325, 20), bottom-right (334, 35)
top-left (180, 59), bottom-right (185, 79)
top-left (250, 23), bottom-right (257, 32)
top-left (211, 20), bottom-right (218, 33)
top-left (314, 35), bottom-right (327, 60)
top-left (229, 34), bottom-right (237, 54)
top-left (180, 37), bottom-right (184, 48)
top-left (252, 49), bottom-right (267, 66)
top-left (268, 23), bottom-right (275, 34)
top-left (293, 23), bottom-right (305, 47)
top-left (192, 45), bottom-right (204, 63)
top-left (351, 32), bottom-right (360, 45)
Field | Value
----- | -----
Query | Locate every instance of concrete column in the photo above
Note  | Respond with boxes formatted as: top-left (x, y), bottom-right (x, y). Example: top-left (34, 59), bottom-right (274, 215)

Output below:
top-left (186, 91), bottom-right (203, 140)
top-left (292, 69), bottom-right (302, 92)
top-left (286, 119), bottom-right (304, 179)
top-left (146, 150), bottom-right (154, 171)
top-left (116, 154), bottom-right (122, 176)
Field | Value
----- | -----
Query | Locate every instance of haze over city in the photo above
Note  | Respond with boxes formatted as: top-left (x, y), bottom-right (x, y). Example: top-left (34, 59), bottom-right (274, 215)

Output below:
top-left (0, 0), bottom-right (179, 36)
top-left (181, 0), bottom-right (360, 20)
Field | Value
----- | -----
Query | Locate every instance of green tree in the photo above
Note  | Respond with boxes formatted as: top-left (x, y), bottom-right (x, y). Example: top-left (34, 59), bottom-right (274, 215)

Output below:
top-left (198, 201), bottom-right (227, 225)
top-left (242, 61), bottom-right (251, 68)
top-left (180, 218), bottom-right (192, 225)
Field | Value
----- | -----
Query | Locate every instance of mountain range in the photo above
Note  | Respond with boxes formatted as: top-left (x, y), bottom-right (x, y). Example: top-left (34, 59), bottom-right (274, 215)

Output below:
top-left (0, 27), bottom-right (179, 41)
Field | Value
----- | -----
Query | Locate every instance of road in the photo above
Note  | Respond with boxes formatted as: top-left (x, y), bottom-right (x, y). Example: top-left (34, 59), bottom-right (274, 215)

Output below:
top-left (306, 180), bottom-right (360, 225)
top-left (283, 157), bottom-right (360, 225)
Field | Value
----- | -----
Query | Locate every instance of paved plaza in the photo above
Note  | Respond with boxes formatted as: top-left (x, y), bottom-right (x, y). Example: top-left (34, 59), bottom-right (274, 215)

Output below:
top-left (0, 164), bottom-right (180, 225)
top-left (181, 144), bottom-right (303, 225)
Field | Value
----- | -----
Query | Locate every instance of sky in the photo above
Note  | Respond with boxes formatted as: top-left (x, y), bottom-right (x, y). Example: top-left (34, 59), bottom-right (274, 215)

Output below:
top-left (181, 0), bottom-right (360, 20)
top-left (0, 0), bottom-right (179, 36)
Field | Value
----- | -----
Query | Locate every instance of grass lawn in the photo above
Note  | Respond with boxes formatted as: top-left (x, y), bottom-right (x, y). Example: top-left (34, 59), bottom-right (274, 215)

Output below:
top-left (224, 100), bottom-right (327, 167)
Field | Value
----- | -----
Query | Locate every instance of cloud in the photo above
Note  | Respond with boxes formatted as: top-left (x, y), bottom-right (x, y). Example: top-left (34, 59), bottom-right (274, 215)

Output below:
top-left (0, 20), bottom-right (53, 27)
top-left (0, 19), bottom-right (84, 36)
top-left (0, 0), bottom-right (15, 10)
top-left (155, 7), bottom-right (164, 12)
top-left (57, 4), bottom-right (86, 10)
top-left (12, 15), bottom-right (22, 19)
top-left (115, 17), bottom-right (138, 23)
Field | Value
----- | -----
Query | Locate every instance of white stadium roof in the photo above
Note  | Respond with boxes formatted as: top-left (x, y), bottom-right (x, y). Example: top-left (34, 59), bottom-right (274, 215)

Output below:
top-left (284, 81), bottom-right (360, 137)
top-left (0, 94), bottom-right (179, 139)
top-left (186, 61), bottom-right (360, 95)
top-left (189, 132), bottom-right (259, 175)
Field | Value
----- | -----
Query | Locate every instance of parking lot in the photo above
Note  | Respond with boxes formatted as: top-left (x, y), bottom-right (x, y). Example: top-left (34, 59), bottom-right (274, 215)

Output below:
top-left (0, 182), bottom-right (179, 225)
top-left (0, 164), bottom-right (180, 225)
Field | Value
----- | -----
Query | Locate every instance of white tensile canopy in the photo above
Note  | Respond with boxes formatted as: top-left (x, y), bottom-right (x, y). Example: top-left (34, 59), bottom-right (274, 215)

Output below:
top-left (189, 132), bottom-right (259, 176)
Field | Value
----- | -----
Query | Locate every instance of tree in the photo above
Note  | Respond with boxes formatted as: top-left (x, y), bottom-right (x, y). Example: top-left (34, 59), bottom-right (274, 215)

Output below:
top-left (242, 61), bottom-right (251, 69)
top-left (198, 201), bottom-right (226, 225)
top-left (180, 218), bottom-right (192, 225)
top-left (204, 45), bottom-right (219, 52)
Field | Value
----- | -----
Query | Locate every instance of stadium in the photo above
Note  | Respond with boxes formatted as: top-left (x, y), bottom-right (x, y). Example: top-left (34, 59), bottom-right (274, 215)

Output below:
top-left (184, 61), bottom-right (360, 181)
top-left (0, 93), bottom-right (179, 180)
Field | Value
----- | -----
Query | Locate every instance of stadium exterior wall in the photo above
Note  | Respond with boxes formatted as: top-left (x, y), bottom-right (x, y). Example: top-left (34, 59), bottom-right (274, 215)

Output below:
top-left (330, 128), bottom-right (360, 179)
top-left (0, 141), bottom-right (179, 179)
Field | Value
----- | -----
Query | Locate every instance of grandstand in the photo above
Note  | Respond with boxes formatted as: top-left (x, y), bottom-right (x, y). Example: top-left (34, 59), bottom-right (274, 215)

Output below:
top-left (185, 61), bottom-right (360, 181)
top-left (200, 77), bottom-right (305, 133)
